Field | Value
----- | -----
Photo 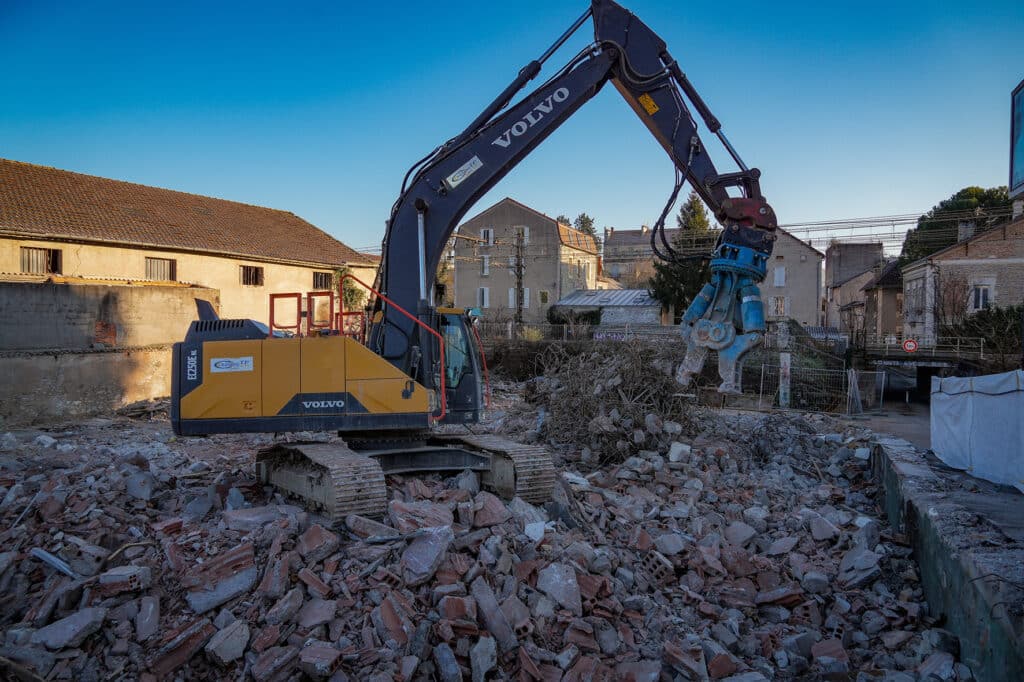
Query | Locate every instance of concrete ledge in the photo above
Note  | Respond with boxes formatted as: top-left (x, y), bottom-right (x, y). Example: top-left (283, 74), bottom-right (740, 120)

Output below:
top-left (873, 437), bottom-right (1024, 681)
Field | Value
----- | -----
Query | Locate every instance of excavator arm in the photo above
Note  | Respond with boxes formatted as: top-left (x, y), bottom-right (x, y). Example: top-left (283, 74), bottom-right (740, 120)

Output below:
top-left (372, 0), bottom-right (778, 396)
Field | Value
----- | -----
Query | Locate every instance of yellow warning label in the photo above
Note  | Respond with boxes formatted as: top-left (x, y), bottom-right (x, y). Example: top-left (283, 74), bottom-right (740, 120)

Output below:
top-left (638, 93), bottom-right (659, 115)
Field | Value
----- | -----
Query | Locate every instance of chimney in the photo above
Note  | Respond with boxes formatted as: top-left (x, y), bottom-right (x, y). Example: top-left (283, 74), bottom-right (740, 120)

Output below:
top-left (957, 220), bottom-right (976, 242)
top-left (604, 226), bottom-right (614, 240)
top-left (641, 224), bottom-right (650, 235)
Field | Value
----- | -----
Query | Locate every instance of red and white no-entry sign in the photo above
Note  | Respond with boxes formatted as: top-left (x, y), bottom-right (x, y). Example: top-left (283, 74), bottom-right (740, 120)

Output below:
top-left (902, 338), bottom-right (919, 353)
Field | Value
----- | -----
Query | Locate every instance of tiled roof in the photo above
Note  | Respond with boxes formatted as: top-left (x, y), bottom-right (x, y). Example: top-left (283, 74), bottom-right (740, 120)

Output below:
top-left (556, 224), bottom-right (599, 254)
top-left (0, 159), bottom-right (374, 267)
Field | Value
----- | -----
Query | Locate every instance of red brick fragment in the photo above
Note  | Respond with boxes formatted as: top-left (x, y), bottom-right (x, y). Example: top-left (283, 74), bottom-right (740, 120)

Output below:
top-left (152, 517), bottom-right (183, 535)
top-left (708, 653), bottom-right (738, 679)
top-left (811, 638), bottom-right (849, 663)
top-left (251, 624), bottom-right (282, 653)
top-left (297, 567), bottom-right (332, 598)
top-left (252, 645), bottom-right (299, 682)
top-left (147, 618), bottom-right (215, 677)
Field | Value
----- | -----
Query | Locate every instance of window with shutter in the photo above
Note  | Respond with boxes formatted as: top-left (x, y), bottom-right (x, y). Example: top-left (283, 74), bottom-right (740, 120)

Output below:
top-left (312, 271), bottom-right (332, 289)
top-left (241, 265), bottom-right (264, 286)
top-left (20, 247), bottom-right (62, 274)
top-left (145, 257), bottom-right (177, 281)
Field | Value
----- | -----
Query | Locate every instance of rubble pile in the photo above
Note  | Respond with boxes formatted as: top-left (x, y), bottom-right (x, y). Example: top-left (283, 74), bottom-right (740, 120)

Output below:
top-left (0, 408), bottom-right (970, 680)
top-left (522, 342), bottom-right (707, 463)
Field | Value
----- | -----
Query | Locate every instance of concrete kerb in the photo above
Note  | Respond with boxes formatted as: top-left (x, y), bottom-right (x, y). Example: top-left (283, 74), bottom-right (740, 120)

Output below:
top-left (872, 437), bottom-right (1024, 680)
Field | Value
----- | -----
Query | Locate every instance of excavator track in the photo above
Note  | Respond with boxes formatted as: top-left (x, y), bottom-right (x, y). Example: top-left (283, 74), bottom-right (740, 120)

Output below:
top-left (435, 433), bottom-right (556, 505)
top-left (256, 443), bottom-right (387, 522)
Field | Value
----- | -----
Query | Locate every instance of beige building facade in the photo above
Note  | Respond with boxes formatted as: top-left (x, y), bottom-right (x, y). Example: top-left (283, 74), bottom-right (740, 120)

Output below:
top-left (453, 198), bottom-right (598, 322)
top-left (903, 218), bottom-right (1024, 342)
top-left (760, 229), bottom-right (824, 328)
top-left (0, 239), bottom-right (377, 323)
top-left (862, 261), bottom-right (903, 339)
top-left (0, 159), bottom-right (377, 326)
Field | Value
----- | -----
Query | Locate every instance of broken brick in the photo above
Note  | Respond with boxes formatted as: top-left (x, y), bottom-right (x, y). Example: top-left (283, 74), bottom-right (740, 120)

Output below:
top-left (182, 542), bottom-right (258, 614)
top-left (148, 618), bottom-right (216, 677)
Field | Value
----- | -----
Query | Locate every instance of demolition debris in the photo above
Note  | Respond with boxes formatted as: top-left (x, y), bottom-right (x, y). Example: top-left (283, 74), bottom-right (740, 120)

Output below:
top-left (0, 399), bottom-right (973, 680)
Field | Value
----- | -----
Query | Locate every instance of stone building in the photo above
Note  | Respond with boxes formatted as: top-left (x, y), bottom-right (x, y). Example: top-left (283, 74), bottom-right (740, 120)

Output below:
top-left (453, 198), bottom-right (598, 322)
top-left (832, 269), bottom-right (877, 338)
top-left (903, 217), bottom-right (1024, 342)
top-left (760, 229), bottom-right (824, 328)
top-left (602, 225), bottom-right (683, 287)
top-left (605, 225), bottom-right (822, 328)
top-left (0, 158), bottom-right (377, 323)
top-left (824, 242), bottom-right (884, 330)
top-left (862, 260), bottom-right (903, 339)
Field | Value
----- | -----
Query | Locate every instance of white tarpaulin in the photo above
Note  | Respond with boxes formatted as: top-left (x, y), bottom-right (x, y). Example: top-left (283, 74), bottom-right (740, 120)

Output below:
top-left (931, 370), bottom-right (1024, 492)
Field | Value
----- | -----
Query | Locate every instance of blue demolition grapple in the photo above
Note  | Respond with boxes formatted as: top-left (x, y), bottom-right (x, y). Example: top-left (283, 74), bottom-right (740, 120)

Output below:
top-left (677, 236), bottom-right (770, 394)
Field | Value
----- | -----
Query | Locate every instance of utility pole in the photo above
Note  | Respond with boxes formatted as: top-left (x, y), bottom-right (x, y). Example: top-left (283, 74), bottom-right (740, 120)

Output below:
top-left (514, 232), bottom-right (525, 327)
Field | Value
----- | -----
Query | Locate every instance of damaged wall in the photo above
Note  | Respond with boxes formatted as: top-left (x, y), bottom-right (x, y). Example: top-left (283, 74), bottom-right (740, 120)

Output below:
top-left (0, 281), bottom-right (208, 425)
top-left (0, 281), bottom-right (216, 350)
top-left (0, 346), bottom-right (172, 426)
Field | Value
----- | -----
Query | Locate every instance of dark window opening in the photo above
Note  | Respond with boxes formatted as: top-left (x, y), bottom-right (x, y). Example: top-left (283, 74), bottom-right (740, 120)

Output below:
top-left (313, 271), bottom-right (333, 290)
top-left (20, 247), bottom-right (61, 274)
top-left (241, 265), bottom-right (264, 286)
top-left (145, 257), bottom-right (177, 281)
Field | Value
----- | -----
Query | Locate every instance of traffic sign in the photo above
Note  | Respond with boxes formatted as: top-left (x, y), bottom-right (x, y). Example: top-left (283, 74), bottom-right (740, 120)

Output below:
top-left (902, 338), bottom-right (919, 353)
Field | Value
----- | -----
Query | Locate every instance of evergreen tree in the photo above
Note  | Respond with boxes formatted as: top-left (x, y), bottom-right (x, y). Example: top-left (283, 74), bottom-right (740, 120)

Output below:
top-left (573, 212), bottom-right (596, 237)
top-left (900, 186), bottom-right (1011, 264)
top-left (648, 192), bottom-right (717, 322)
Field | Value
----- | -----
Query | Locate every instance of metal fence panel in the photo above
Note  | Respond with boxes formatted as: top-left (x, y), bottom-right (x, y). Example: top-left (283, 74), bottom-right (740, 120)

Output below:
top-left (756, 364), bottom-right (884, 414)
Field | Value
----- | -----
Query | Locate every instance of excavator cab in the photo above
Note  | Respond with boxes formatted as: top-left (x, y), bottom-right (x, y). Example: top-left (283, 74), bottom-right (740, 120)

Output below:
top-left (437, 308), bottom-right (486, 425)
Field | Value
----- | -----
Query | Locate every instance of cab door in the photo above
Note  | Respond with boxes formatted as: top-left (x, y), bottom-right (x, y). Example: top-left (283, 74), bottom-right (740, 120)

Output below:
top-left (438, 313), bottom-right (483, 424)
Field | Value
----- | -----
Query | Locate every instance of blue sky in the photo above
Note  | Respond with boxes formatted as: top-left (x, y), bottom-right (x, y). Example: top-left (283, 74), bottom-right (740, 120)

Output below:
top-left (2, 0), bottom-right (1022, 251)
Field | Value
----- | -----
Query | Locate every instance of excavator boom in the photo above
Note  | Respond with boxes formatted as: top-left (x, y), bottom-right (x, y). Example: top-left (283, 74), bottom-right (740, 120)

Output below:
top-left (373, 0), bottom-right (778, 395)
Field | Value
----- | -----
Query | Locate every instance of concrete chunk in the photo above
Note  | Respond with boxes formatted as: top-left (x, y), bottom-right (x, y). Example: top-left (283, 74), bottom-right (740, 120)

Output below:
top-left (136, 596), bottom-right (160, 642)
top-left (205, 620), bottom-right (249, 666)
top-left (31, 607), bottom-right (107, 650)
top-left (433, 642), bottom-right (462, 682)
top-left (471, 577), bottom-right (517, 652)
top-left (724, 521), bottom-right (758, 546)
top-left (537, 563), bottom-right (582, 616)
top-left (222, 505), bottom-right (306, 532)
top-left (265, 587), bottom-right (304, 625)
top-left (401, 525), bottom-right (453, 586)
top-left (183, 542), bottom-right (258, 614)
top-left (470, 636), bottom-right (497, 682)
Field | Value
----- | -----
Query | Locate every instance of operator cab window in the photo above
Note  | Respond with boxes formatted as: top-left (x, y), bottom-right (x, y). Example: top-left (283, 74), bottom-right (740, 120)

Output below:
top-left (440, 314), bottom-right (471, 388)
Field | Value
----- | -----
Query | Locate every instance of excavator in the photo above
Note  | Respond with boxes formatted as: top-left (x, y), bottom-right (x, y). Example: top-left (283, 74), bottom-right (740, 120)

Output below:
top-left (170, 0), bottom-right (778, 521)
